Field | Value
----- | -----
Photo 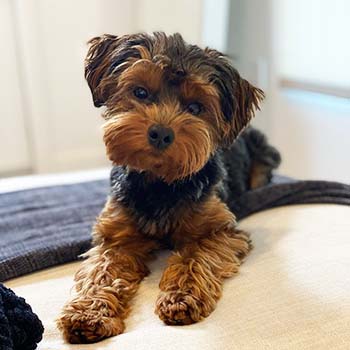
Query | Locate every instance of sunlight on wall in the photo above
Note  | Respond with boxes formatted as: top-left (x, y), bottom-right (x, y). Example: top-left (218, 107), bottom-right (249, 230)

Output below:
top-left (275, 0), bottom-right (350, 89)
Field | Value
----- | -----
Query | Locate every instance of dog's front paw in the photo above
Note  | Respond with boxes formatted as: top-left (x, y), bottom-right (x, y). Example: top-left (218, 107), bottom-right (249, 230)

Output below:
top-left (155, 291), bottom-right (211, 325)
top-left (57, 298), bottom-right (125, 344)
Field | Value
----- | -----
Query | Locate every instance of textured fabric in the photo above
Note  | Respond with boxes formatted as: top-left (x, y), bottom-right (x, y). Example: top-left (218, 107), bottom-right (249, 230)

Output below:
top-left (6, 205), bottom-right (350, 350)
top-left (0, 180), bottom-right (109, 282)
top-left (0, 283), bottom-right (43, 350)
top-left (1, 177), bottom-right (349, 281)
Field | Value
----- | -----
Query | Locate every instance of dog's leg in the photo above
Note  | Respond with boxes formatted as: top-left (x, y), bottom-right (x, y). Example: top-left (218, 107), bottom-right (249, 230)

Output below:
top-left (155, 196), bottom-right (252, 325)
top-left (57, 199), bottom-right (158, 343)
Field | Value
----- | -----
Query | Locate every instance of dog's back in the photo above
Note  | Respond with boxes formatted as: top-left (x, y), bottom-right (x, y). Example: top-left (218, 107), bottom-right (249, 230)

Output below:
top-left (221, 127), bottom-right (281, 199)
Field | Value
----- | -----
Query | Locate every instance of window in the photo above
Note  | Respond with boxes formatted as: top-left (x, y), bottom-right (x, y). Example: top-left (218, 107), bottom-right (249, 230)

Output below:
top-left (275, 0), bottom-right (350, 97)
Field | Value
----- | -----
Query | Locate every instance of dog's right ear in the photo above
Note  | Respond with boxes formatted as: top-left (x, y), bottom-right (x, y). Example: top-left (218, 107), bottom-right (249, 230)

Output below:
top-left (85, 34), bottom-right (119, 107)
top-left (85, 33), bottom-right (153, 108)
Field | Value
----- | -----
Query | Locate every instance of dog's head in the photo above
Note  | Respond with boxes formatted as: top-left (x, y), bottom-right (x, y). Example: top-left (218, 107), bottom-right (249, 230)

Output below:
top-left (85, 32), bottom-right (264, 183)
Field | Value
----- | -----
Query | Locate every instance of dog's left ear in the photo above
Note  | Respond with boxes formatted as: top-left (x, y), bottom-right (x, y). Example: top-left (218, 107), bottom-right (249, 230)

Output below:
top-left (85, 33), bottom-right (153, 108)
top-left (222, 74), bottom-right (265, 147)
top-left (232, 77), bottom-right (265, 133)
top-left (206, 49), bottom-right (264, 147)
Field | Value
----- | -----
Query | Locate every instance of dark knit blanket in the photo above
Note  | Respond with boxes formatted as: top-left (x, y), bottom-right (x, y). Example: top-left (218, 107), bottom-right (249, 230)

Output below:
top-left (0, 176), bottom-right (349, 282)
top-left (0, 284), bottom-right (43, 350)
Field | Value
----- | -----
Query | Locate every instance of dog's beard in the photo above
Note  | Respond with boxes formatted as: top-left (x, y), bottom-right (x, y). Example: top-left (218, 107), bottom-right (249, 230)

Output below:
top-left (103, 111), bottom-right (214, 183)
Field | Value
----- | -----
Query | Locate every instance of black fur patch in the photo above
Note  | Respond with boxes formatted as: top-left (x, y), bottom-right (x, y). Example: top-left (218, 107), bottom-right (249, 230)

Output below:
top-left (110, 153), bottom-right (223, 233)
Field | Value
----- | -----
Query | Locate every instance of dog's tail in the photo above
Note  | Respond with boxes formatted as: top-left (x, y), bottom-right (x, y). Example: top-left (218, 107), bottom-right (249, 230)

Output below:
top-left (241, 127), bottom-right (281, 189)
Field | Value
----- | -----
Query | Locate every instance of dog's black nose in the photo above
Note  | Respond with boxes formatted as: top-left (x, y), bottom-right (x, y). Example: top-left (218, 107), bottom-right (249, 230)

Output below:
top-left (148, 124), bottom-right (174, 150)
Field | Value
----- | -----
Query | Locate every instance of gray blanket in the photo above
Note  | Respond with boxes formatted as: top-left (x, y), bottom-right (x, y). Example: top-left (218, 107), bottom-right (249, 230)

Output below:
top-left (0, 176), bottom-right (349, 281)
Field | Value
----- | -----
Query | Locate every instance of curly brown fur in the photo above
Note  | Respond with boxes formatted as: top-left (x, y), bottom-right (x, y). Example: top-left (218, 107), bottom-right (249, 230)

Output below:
top-left (156, 195), bottom-right (251, 325)
top-left (57, 199), bottom-right (160, 343)
top-left (57, 32), bottom-right (280, 343)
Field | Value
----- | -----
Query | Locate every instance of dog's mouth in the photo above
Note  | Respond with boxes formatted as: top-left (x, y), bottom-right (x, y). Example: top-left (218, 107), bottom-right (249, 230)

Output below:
top-left (106, 143), bottom-right (181, 182)
top-left (141, 154), bottom-right (179, 182)
top-left (124, 147), bottom-right (205, 183)
top-left (152, 162), bottom-right (163, 169)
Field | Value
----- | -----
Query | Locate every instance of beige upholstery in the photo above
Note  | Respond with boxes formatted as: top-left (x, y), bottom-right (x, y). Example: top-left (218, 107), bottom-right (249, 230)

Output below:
top-left (6, 204), bottom-right (350, 350)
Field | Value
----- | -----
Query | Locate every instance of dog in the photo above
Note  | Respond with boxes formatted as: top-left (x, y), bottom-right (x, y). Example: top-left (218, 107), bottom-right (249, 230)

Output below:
top-left (57, 32), bottom-right (281, 344)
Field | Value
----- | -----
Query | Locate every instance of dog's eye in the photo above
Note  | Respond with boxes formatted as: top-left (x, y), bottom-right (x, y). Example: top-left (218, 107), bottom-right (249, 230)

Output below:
top-left (187, 102), bottom-right (202, 116)
top-left (133, 87), bottom-right (149, 100)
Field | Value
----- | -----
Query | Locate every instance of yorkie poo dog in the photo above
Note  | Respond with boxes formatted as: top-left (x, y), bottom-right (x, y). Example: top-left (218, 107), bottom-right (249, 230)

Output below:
top-left (57, 32), bottom-right (280, 343)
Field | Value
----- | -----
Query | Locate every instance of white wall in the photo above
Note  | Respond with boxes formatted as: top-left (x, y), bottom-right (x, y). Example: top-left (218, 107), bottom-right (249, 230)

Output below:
top-left (136, 0), bottom-right (202, 44)
top-left (272, 90), bottom-right (350, 183)
top-left (271, 0), bottom-right (350, 183)
top-left (136, 0), bottom-right (230, 52)
top-left (12, 0), bottom-right (138, 174)
top-left (227, 0), bottom-right (350, 183)
top-left (0, 0), bottom-right (30, 174)
top-left (227, 0), bottom-right (274, 133)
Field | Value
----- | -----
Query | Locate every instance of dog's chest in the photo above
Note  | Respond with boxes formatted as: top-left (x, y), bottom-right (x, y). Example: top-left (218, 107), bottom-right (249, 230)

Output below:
top-left (109, 158), bottom-right (223, 237)
top-left (111, 171), bottom-right (200, 236)
top-left (133, 204), bottom-right (182, 236)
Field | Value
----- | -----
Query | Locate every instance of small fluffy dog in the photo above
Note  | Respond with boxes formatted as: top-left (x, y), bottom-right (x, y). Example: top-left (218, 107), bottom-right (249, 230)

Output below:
top-left (57, 32), bottom-right (280, 343)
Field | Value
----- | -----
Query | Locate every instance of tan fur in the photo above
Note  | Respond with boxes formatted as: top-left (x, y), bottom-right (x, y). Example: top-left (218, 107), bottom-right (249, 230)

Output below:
top-left (157, 196), bottom-right (251, 325)
top-left (249, 161), bottom-right (272, 189)
top-left (57, 200), bottom-right (160, 343)
top-left (58, 196), bottom-right (251, 342)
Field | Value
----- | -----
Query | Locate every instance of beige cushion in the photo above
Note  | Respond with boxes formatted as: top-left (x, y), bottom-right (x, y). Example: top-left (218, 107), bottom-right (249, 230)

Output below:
top-left (6, 204), bottom-right (350, 350)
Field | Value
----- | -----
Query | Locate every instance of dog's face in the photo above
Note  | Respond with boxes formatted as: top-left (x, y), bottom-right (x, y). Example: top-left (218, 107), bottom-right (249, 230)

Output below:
top-left (85, 32), bottom-right (263, 183)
